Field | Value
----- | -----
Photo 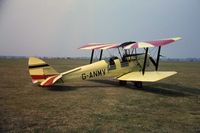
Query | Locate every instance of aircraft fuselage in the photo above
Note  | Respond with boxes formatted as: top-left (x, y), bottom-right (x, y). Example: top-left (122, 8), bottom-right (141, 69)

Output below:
top-left (60, 55), bottom-right (146, 82)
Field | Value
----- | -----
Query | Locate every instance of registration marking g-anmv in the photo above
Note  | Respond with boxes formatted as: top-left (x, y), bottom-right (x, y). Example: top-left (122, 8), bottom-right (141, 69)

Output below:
top-left (82, 69), bottom-right (106, 80)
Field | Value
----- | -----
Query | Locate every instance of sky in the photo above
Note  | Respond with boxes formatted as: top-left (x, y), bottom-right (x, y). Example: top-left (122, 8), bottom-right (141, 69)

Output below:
top-left (0, 0), bottom-right (200, 58)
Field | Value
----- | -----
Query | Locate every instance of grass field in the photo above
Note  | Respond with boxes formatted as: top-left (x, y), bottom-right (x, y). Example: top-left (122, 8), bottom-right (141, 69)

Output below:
top-left (0, 58), bottom-right (200, 133)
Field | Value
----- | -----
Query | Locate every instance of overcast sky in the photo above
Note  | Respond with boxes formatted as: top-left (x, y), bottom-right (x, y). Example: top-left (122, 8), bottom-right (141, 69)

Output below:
top-left (0, 0), bottom-right (199, 58)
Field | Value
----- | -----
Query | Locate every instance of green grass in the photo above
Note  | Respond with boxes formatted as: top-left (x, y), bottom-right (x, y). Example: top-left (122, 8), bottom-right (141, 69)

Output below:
top-left (0, 58), bottom-right (200, 133)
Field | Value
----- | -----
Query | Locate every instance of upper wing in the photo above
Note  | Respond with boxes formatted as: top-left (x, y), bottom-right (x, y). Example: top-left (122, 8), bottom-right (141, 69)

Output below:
top-left (124, 37), bottom-right (181, 49)
top-left (79, 43), bottom-right (119, 50)
top-left (79, 37), bottom-right (181, 50)
top-left (117, 71), bottom-right (177, 82)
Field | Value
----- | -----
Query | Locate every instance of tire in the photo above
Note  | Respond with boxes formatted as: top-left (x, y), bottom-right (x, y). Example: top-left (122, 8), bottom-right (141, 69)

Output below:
top-left (134, 81), bottom-right (143, 88)
top-left (119, 80), bottom-right (127, 86)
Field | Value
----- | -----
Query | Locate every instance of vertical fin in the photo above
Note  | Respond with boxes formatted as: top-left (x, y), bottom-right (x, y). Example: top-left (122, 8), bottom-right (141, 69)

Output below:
top-left (28, 57), bottom-right (59, 84)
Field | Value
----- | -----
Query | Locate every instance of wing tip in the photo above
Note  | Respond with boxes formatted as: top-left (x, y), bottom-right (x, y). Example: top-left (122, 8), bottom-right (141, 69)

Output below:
top-left (173, 37), bottom-right (182, 41)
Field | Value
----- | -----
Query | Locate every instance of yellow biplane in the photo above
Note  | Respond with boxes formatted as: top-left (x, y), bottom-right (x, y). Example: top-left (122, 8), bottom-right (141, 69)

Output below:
top-left (28, 37), bottom-right (181, 88)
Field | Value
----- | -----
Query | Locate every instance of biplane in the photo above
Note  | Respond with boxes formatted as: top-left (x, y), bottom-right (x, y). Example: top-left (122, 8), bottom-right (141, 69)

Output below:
top-left (28, 37), bottom-right (181, 88)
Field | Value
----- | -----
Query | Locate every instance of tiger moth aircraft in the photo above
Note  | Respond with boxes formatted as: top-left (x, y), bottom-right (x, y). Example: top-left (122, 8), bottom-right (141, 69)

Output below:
top-left (28, 37), bottom-right (181, 88)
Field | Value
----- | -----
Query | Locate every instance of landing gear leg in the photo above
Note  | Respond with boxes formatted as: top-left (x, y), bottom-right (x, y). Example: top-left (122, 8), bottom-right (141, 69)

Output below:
top-left (119, 80), bottom-right (127, 86)
top-left (134, 81), bottom-right (143, 88)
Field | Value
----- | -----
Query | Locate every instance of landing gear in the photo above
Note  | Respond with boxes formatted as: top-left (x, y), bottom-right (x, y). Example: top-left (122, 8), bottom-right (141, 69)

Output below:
top-left (119, 80), bottom-right (127, 86)
top-left (118, 81), bottom-right (143, 88)
top-left (134, 81), bottom-right (143, 88)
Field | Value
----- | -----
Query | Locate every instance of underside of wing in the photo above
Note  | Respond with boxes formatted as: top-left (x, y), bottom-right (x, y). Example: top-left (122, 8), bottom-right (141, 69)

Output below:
top-left (117, 71), bottom-right (177, 82)
top-left (123, 37), bottom-right (181, 49)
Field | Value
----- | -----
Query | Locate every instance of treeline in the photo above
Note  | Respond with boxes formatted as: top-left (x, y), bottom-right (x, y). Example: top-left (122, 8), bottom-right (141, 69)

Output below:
top-left (162, 58), bottom-right (200, 62)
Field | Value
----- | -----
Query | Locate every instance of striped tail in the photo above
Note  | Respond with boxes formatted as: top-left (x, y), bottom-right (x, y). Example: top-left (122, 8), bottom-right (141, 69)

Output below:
top-left (28, 57), bottom-right (59, 85)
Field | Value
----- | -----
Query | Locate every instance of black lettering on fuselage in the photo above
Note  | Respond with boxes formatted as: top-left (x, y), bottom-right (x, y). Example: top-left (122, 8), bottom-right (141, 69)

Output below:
top-left (93, 71), bottom-right (98, 77)
top-left (97, 70), bottom-right (102, 76)
top-left (102, 69), bottom-right (106, 75)
top-left (82, 73), bottom-right (87, 80)
top-left (89, 72), bottom-right (93, 78)
top-left (81, 69), bottom-right (106, 80)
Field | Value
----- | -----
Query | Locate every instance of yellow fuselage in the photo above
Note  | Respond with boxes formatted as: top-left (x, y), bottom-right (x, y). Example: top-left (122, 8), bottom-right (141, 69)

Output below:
top-left (61, 57), bottom-right (144, 82)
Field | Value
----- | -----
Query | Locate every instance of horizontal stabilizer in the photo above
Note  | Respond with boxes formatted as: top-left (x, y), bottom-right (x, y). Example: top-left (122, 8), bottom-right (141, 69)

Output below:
top-left (40, 68), bottom-right (81, 87)
top-left (40, 75), bottom-right (62, 87)
top-left (117, 71), bottom-right (177, 82)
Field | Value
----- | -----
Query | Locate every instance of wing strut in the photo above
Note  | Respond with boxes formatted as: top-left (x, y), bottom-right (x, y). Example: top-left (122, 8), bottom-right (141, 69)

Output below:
top-left (99, 50), bottom-right (103, 60)
top-left (142, 48), bottom-right (148, 75)
top-left (149, 46), bottom-right (162, 71)
top-left (156, 46), bottom-right (161, 71)
top-left (90, 49), bottom-right (94, 64)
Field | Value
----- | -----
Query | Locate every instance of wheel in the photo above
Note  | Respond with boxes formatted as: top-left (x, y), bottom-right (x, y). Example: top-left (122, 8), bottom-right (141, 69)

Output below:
top-left (134, 81), bottom-right (143, 88)
top-left (119, 80), bottom-right (127, 86)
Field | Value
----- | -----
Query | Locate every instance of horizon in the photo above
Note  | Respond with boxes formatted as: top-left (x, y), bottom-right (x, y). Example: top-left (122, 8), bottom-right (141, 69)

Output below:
top-left (1, 55), bottom-right (200, 60)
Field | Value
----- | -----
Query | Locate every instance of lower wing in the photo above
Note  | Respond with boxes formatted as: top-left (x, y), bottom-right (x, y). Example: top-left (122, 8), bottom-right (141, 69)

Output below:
top-left (117, 71), bottom-right (177, 82)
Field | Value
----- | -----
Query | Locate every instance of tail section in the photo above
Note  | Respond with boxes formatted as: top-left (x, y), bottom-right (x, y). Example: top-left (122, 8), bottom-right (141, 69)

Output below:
top-left (28, 57), bottom-right (59, 84)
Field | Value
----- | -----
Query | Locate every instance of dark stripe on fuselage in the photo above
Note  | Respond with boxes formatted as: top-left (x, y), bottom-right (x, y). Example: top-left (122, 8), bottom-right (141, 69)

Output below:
top-left (29, 64), bottom-right (49, 69)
